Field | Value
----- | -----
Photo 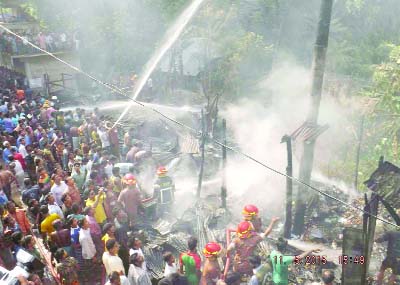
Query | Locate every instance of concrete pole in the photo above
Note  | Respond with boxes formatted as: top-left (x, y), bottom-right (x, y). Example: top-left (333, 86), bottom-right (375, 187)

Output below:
top-left (197, 108), bottom-right (206, 199)
top-left (293, 0), bottom-right (334, 235)
top-left (281, 135), bottom-right (293, 238)
top-left (221, 119), bottom-right (227, 208)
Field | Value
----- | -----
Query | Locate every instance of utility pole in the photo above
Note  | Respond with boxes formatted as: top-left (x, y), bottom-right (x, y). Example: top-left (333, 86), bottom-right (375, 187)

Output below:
top-left (281, 135), bottom-right (293, 238)
top-left (293, 0), bottom-right (334, 235)
top-left (221, 119), bottom-right (227, 208)
top-left (197, 108), bottom-right (206, 199)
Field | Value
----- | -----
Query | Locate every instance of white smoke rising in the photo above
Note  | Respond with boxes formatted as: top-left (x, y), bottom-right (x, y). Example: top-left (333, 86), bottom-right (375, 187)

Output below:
top-left (147, 61), bottom-right (358, 221)
top-left (220, 61), bottom-right (357, 219)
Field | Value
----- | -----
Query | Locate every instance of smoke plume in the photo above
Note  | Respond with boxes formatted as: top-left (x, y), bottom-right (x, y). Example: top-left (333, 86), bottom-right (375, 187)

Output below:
top-left (220, 61), bottom-right (359, 220)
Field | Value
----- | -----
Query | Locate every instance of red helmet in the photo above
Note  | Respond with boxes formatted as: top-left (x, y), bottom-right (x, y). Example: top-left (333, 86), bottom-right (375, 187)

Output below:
top-left (157, 166), bottom-right (167, 176)
top-left (203, 242), bottom-right (222, 257)
top-left (237, 221), bottom-right (253, 239)
top-left (242, 205), bottom-right (259, 219)
top-left (123, 173), bottom-right (136, 185)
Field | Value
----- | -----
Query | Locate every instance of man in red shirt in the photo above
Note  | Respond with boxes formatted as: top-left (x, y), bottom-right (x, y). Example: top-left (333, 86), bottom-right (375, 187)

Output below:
top-left (11, 147), bottom-right (26, 170)
top-left (6, 201), bottom-right (30, 235)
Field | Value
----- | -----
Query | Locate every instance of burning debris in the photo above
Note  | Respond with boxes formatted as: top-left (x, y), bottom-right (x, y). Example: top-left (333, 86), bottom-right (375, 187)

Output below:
top-left (299, 182), bottom-right (364, 245)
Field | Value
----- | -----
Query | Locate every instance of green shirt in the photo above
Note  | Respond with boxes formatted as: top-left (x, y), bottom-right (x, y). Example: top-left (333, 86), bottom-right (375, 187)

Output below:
top-left (269, 250), bottom-right (294, 285)
top-left (72, 172), bottom-right (86, 191)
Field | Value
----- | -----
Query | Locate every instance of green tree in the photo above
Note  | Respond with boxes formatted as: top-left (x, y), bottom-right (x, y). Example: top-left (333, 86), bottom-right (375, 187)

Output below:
top-left (320, 45), bottom-right (400, 189)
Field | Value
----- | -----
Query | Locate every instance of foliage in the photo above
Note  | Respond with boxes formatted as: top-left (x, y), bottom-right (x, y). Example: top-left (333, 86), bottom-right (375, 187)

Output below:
top-left (345, 0), bottom-right (366, 13)
top-left (149, 0), bottom-right (189, 22)
top-left (205, 32), bottom-right (273, 100)
top-left (187, 1), bottom-right (273, 100)
top-left (352, 45), bottom-right (400, 189)
top-left (327, 0), bottom-right (400, 78)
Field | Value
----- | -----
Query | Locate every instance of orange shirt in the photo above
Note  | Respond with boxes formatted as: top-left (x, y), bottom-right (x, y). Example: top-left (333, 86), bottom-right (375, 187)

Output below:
top-left (9, 210), bottom-right (30, 235)
top-left (16, 89), bottom-right (25, 101)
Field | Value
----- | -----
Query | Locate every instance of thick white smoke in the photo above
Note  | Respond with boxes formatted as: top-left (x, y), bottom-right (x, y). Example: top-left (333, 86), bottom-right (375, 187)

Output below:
top-left (220, 61), bottom-right (359, 219)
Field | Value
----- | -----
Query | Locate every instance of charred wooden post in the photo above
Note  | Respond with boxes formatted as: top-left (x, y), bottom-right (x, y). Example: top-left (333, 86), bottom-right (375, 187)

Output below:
top-left (281, 135), bottom-right (293, 238)
top-left (365, 192), bottom-right (379, 280)
top-left (197, 108), bottom-right (206, 199)
top-left (221, 119), bottom-right (227, 208)
top-left (293, 0), bottom-right (334, 235)
top-left (361, 194), bottom-right (370, 284)
top-left (363, 157), bottom-right (385, 281)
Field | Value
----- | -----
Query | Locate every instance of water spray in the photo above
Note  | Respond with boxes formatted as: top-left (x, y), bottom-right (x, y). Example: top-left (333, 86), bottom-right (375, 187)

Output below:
top-left (112, 0), bottom-right (207, 128)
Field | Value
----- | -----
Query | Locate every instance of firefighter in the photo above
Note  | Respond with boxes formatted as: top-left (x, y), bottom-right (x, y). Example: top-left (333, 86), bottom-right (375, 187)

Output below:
top-left (242, 204), bottom-right (262, 233)
top-left (227, 218), bottom-right (279, 279)
top-left (153, 166), bottom-right (175, 217)
top-left (200, 242), bottom-right (222, 285)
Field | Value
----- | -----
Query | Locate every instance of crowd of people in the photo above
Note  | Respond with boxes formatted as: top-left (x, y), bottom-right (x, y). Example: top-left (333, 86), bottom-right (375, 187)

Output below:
top-left (0, 30), bottom-right (79, 56)
top-left (0, 64), bottom-right (340, 285)
top-left (0, 65), bottom-right (152, 284)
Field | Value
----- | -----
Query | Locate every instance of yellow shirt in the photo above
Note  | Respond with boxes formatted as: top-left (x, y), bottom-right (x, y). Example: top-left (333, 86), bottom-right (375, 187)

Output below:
top-left (41, 213), bottom-right (61, 236)
top-left (86, 193), bottom-right (107, 224)
top-left (102, 233), bottom-right (111, 251)
top-left (110, 176), bottom-right (122, 193)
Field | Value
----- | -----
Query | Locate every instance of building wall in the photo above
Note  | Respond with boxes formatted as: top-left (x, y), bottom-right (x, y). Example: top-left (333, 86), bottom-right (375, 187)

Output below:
top-left (13, 52), bottom-right (81, 89)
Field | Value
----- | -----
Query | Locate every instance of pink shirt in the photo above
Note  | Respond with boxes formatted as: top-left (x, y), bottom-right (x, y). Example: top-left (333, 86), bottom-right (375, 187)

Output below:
top-left (86, 215), bottom-right (101, 236)
top-left (66, 186), bottom-right (81, 205)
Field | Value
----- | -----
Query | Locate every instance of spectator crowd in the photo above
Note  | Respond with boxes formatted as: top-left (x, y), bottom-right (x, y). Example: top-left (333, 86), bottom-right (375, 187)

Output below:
top-left (0, 65), bottom-right (152, 284)
top-left (0, 30), bottom-right (79, 56)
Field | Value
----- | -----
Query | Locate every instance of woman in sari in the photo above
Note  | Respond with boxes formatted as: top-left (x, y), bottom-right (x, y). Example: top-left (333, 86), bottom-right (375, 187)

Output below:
top-left (179, 237), bottom-right (201, 285)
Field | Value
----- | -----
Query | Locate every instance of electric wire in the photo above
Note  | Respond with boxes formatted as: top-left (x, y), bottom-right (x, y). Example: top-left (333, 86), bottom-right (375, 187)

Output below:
top-left (1, 24), bottom-right (398, 229)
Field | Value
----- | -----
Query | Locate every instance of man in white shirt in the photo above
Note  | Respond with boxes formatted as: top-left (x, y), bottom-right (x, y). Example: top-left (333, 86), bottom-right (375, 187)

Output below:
top-left (45, 34), bottom-right (54, 51)
top-left (129, 237), bottom-right (146, 271)
top-left (128, 253), bottom-right (152, 285)
top-left (45, 193), bottom-right (64, 219)
top-left (103, 239), bottom-right (125, 276)
top-left (8, 156), bottom-right (24, 191)
top-left (18, 139), bottom-right (28, 158)
top-left (97, 126), bottom-right (111, 150)
top-left (50, 175), bottom-right (68, 206)
top-left (60, 33), bottom-right (67, 49)
top-left (163, 252), bottom-right (178, 277)
top-left (79, 218), bottom-right (96, 260)
top-left (103, 239), bottom-right (129, 285)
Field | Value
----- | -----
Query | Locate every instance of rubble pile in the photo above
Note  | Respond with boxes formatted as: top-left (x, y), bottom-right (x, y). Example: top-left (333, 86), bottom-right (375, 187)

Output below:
top-left (303, 182), bottom-right (363, 245)
top-left (144, 247), bottom-right (165, 279)
top-left (136, 204), bottom-right (230, 279)
top-left (341, 197), bottom-right (364, 226)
